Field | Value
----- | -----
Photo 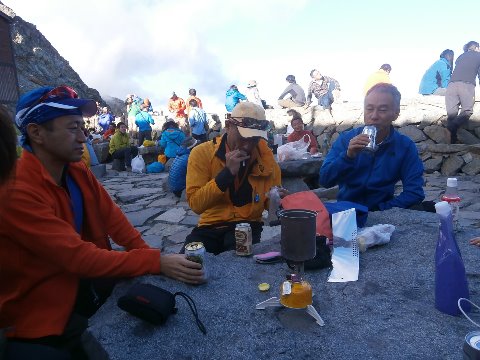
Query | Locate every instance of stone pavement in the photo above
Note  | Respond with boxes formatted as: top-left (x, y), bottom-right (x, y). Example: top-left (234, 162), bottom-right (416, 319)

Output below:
top-left (100, 165), bottom-right (480, 256)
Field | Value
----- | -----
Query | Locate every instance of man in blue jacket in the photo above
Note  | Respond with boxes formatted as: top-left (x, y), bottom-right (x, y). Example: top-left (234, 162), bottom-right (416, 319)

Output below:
top-left (320, 83), bottom-right (425, 211)
top-left (419, 49), bottom-right (454, 96)
top-left (188, 99), bottom-right (208, 143)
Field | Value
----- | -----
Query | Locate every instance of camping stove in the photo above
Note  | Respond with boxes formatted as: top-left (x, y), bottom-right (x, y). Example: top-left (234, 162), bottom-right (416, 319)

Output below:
top-left (256, 210), bottom-right (324, 326)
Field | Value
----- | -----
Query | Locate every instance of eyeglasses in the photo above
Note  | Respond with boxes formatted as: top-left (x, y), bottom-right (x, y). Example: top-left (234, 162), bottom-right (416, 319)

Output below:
top-left (229, 117), bottom-right (270, 130)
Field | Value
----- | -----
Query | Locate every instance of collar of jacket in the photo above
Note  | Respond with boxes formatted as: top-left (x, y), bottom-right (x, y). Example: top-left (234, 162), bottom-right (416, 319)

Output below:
top-left (18, 150), bottom-right (86, 188)
top-left (213, 134), bottom-right (276, 177)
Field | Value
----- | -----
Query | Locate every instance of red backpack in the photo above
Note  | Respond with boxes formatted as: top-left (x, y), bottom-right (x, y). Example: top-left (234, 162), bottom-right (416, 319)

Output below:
top-left (281, 191), bottom-right (333, 240)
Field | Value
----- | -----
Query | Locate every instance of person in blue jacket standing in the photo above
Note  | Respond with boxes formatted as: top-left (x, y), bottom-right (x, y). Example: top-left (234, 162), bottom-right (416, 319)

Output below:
top-left (135, 104), bottom-right (155, 145)
top-left (419, 49), bottom-right (454, 96)
top-left (168, 137), bottom-right (198, 197)
top-left (225, 85), bottom-right (247, 113)
top-left (188, 99), bottom-right (208, 143)
top-left (159, 120), bottom-right (185, 160)
top-left (320, 83), bottom-right (426, 211)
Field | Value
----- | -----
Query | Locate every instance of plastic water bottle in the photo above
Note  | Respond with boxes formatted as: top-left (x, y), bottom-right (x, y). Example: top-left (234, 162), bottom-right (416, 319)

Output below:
top-left (440, 177), bottom-right (460, 230)
top-left (434, 201), bottom-right (470, 316)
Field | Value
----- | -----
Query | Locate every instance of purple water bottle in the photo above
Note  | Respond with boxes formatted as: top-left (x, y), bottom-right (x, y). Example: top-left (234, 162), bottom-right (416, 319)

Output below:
top-left (434, 201), bottom-right (470, 316)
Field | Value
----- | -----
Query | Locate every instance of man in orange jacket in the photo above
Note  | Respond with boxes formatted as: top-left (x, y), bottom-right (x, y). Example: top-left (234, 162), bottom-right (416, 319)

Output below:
top-left (0, 86), bottom-right (203, 359)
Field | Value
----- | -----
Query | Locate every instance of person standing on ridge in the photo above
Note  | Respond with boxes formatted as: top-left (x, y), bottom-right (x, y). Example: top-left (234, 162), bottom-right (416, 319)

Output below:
top-left (445, 41), bottom-right (480, 143)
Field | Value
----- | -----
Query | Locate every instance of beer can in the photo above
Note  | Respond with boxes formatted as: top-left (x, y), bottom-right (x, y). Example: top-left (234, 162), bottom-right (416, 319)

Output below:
top-left (235, 223), bottom-right (252, 256)
top-left (362, 125), bottom-right (377, 152)
top-left (463, 331), bottom-right (480, 359)
top-left (185, 242), bottom-right (208, 280)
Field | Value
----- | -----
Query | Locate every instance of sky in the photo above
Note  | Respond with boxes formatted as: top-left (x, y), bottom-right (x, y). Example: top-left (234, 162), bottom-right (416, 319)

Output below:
top-left (4, 0), bottom-right (480, 114)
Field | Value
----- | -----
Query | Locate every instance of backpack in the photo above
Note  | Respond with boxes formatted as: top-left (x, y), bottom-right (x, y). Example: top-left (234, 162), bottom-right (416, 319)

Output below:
top-left (281, 191), bottom-right (333, 240)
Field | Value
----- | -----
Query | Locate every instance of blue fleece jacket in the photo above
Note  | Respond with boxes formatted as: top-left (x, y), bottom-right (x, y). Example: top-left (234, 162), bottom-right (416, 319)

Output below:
top-left (189, 107), bottom-right (207, 135)
top-left (419, 58), bottom-right (451, 95)
top-left (159, 128), bottom-right (185, 158)
top-left (135, 111), bottom-right (155, 132)
top-left (98, 113), bottom-right (114, 132)
top-left (225, 88), bottom-right (247, 112)
top-left (168, 146), bottom-right (191, 193)
top-left (320, 126), bottom-right (425, 210)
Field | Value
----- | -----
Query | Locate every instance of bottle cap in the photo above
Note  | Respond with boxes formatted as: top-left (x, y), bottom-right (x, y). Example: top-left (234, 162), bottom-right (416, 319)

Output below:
top-left (447, 178), bottom-right (458, 187)
top-left (435, 201), bottom-right (451, 216)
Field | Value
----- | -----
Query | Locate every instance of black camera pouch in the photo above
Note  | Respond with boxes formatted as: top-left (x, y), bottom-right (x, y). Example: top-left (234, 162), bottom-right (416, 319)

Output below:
top-left (117, 283), bottom-right (206, 334)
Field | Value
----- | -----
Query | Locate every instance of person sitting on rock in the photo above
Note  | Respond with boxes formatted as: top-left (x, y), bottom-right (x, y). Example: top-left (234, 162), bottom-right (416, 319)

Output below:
top-left (97, 106), bottom-right (115, 133)
top-left (102, 122), bottom-right (116, 140)
top-left (109, 121), bottom-right (139, 170)
top-left (225, 85), bottom-right (247, 113)
top-left (168, 136), bottom-right (198, 198)
top-left (159, 119), bottom-right (186, 160)
top-left (278, 75), bottom-right (306, 108)
top-left (320, 83), bottom-right (427, 211)
top-left (135, 103), bottom-right (155, 146)
top-left (188, 99), bottom-right (208, 143)
top-left (245, 80), bottom-right (264, 108)
top-left (182, 102), bottom-right (285, 255)
top-left (287, 111), bottom-right (319, 154)
top-left (306, 69), bottom-right (341, 112)
top-left (419, 49), bottom-right (454, 96)
top-left (0, 86), bottom-right (203, 359)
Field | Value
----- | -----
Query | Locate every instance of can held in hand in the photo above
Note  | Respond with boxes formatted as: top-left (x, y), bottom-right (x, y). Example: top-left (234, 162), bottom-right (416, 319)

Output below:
top-left (235, 223), bottom-right (252, 256)
top-left (362, 125), bottom-right (378, 152)
top-left (463, 331), bottom-right (480, 359)
top-left (185, 242), bottom-right (208, 280)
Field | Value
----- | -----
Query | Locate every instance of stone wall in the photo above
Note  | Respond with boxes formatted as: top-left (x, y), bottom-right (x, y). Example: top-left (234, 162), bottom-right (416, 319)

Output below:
top-left (266, 96), bottom-right (480, 176)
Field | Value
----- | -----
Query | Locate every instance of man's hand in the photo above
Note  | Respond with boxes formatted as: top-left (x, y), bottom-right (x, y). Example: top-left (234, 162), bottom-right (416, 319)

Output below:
top-left (225, 149), bottom-right (250, 176)
top-left (160, 254), bottom-right (204, 284)
top-left (346, 134), bottom-right (370, 159)
top-left (278, 187), bottom-right (289, 199)
top-left (470, 237), bottom-right (480, 247)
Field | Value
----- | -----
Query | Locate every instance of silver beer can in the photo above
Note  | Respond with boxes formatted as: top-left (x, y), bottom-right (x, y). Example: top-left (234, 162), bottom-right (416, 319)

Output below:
top-left (362, 125), bottom-right (378, 152)
top-left (185, 242), bottom-right (208, 280)
top-left (235, 223), bottom-right (252, 256)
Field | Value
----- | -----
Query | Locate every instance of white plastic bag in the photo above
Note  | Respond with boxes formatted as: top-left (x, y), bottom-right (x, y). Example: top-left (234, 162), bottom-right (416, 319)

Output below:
top-left (131, 155), bottom-right (146, 173)
top-left (328, 208), bottom-right (359, 283)
top-left (277, 134), bottom-right (311, 162)
top-left (356, 224), bottom-right (395, 252)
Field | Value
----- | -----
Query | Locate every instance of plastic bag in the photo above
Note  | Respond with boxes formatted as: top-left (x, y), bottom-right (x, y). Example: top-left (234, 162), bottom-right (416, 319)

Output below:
top-left (146, 161), bottom-right (165, 173)
top-left (131, 155), bottom-right (146, 173)
top-left (356, 224), bottom-right (395, 252)
top-left (328, 208), bottom-right (358, 283)
top-left (266, 187), bottom-right (281, 225)
top-left (277, 134), bottom-right (310, 162)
